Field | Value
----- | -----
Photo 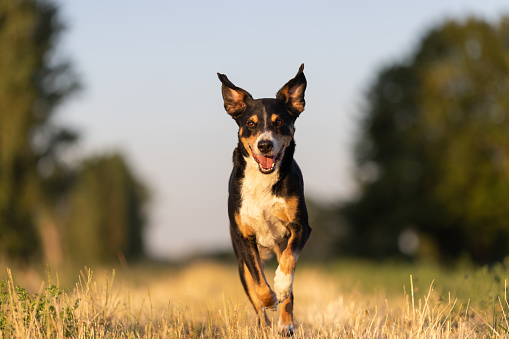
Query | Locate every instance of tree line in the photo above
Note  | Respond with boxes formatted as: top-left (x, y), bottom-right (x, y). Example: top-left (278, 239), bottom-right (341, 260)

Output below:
top-left (332, 16), bottom-right (509, 264)
top-left (0, 0), bottom-right (148, 265)
top-left (3, 0), bottom-right (509, 266)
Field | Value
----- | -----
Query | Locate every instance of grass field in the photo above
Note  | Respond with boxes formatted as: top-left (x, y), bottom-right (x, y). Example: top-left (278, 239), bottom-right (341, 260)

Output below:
top-left (1, 258), bottom-right (509, 338)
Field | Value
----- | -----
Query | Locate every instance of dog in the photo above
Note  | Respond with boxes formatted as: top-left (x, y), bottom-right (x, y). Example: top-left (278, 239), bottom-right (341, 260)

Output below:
top-left (217, 64), bottom-right (311, 335)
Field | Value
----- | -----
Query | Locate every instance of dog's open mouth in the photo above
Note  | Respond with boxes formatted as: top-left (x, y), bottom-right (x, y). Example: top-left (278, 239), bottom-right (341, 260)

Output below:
top-left (252, 146), bottom-right (284, 174)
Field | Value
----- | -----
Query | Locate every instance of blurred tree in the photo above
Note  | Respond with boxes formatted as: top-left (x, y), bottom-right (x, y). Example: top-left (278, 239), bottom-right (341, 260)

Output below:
top-left (0, 0), bottom-right (79, 260)
top-left (344, 17), bottom-right (509, 263)
top-left (65, 154), bottom-right (149, 265)
top-left (305, 198), bottom-right (349, 260)
top-left (0, 0), bottom-right (149, 265)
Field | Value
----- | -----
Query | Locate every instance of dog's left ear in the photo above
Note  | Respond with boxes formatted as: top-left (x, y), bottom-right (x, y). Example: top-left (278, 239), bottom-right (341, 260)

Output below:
top-left (276, 64), bottom-right (307, 116)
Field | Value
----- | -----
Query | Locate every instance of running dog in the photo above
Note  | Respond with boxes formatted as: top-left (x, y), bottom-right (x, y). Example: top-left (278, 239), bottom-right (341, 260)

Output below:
top-left (217, 64), bottom-right (311, 335)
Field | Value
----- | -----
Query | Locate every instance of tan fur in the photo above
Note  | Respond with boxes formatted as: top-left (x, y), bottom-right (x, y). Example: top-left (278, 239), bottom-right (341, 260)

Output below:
top-left (279, 251), bottom-right (297, 275)
top-left (239, 132), bottom-right (260, 158)
top-left (234, 213), bottom-right (254, 238)
top-left (278, 84), bottom-right (306, 113)
top-left (272, 196), bottom-right (299, 224)
top-left (278, 297), bottom-right (294, 332)
top-left (278, 229), bottom-right (299, 275)
top-left (223, 88), bottom-right (247, 115)
top-left (255, 283), bottom-right (277, 309)
top-left (241, 263), bottom-right (272, 325)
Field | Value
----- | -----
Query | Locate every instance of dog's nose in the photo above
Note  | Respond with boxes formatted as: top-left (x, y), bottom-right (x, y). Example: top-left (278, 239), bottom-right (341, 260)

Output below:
top-left (257, 140), bottom-right (273, 154)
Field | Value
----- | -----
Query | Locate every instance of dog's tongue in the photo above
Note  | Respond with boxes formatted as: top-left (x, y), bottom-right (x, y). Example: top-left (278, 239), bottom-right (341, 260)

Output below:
top-left (256, 155), bottom-right (275, 169)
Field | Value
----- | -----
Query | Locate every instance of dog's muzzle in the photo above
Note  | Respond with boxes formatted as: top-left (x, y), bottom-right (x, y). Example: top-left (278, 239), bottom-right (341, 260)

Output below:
top-left (251, 145), bottom-right (284, 174)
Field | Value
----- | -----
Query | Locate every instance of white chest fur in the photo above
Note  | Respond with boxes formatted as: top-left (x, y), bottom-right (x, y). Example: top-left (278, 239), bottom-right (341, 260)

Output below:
top-left (239, 157), bottom-right (290, 248)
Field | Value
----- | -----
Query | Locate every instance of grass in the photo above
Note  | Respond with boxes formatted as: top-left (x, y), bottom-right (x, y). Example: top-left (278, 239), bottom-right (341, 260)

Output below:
top-left (1, 259), bottom-right (509, 338)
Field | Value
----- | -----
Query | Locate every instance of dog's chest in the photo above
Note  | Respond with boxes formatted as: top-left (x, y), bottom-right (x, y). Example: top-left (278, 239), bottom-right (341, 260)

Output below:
top-left (239, 162), bottom-right (290, 248)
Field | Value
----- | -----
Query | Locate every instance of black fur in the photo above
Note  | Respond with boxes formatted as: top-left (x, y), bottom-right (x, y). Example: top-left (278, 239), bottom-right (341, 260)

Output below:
top-left (218, 65), bottom-right (311, 334)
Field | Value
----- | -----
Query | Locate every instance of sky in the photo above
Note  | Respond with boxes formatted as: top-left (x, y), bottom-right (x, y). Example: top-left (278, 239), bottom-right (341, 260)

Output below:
top-left (57, 0), bottom-right (509, 260)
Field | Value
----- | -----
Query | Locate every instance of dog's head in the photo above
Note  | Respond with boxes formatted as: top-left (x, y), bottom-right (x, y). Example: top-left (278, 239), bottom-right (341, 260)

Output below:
top-left (218, 64), bottom-right (307, 174)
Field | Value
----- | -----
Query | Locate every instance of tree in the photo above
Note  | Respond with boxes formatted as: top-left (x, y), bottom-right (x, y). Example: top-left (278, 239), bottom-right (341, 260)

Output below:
top-left (65, 154), bottom-right (149, 265)
top-left (344, 17), bottom-right (509, 263)
top-left (304, 198), bottom-right (349, 260)
top-left (0, 0), bottom-right (79, 260)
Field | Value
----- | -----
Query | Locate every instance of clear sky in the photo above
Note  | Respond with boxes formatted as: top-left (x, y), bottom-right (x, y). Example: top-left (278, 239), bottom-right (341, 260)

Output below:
top-left (57, 0), bottom-right (508, 260)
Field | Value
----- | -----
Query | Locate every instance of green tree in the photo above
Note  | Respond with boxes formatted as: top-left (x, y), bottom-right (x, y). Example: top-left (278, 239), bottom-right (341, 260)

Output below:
top-left (344, 17), bottom-right (509, 263)
top-left (66, 154), bottom-right (149, 265)
top-left (305, 198), bottom-right (349, 260)
top-left (0, 0), bottom-right (79, 260)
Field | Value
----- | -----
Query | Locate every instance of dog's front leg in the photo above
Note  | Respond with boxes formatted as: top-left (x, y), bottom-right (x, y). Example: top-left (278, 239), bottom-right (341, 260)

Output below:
top-left (232, 225), bottom-right (278, 310)
top-left (274, 221), bottom-right (310, 335)
top-left (274, 222), bottom-right (311, 303)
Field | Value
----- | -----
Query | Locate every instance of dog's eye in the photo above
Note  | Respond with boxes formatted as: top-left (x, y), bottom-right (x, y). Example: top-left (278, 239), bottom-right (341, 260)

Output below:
top-left (275, 119), bottom-right (283, 126)
top-left (246, 120), bottom-right (255, 128)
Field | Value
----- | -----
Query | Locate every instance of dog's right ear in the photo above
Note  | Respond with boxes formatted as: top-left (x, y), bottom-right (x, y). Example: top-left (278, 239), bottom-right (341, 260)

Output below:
top-left (217, 73), bottom-right (253, 118)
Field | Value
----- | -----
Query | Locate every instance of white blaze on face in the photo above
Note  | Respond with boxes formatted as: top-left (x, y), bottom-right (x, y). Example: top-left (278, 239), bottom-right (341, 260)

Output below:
top-left (255, 131), bottom-right (280, 156)
top-left (250, 130), bottom-right (287, 174)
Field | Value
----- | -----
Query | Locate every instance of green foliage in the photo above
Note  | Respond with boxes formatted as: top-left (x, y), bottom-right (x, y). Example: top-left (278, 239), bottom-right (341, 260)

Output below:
top-left (0, 0), bottom-right (79, 260)
top-left (344, 17), bottom-right (509, 262)
top-left (0, 0), bottom-right (149, 265)
top-left (304, 198), bottom-right (349, 259)
top-left (0, 277), bottom-right (80, 337)
top-left (66, 154), bottom-right (149, 265)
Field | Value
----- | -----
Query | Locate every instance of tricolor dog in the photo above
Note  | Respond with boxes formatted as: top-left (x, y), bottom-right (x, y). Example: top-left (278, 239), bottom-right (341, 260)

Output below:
top-left (217, 65), bottom-right (311, 335)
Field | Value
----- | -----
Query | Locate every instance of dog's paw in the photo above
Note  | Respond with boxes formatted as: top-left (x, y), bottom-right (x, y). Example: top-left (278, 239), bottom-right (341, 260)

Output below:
top-left (278, 320), bottom-right (295, 337)
top-left (274, 266), bottom-right (294, 303)
top-left (257, 288), bottom-right (278, 311)
top-left (265, 299), bottom-right (278, 312)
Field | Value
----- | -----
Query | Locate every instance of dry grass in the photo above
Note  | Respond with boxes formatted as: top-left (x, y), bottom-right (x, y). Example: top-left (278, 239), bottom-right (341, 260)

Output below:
top-left (1, 260), bottom-right (509, 338)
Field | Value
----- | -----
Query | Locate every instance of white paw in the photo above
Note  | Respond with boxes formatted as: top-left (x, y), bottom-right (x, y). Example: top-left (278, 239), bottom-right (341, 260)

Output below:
top-left (274, 266), bottom-right (294, 303)
top-left (278, 320), bottom-right (295, 336)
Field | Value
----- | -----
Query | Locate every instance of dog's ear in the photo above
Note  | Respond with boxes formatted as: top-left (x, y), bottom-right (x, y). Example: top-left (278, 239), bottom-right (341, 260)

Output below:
top-left (276, 64), bottom-right (307, 116)
top-left (217, 73), bottom-right (253, 118)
